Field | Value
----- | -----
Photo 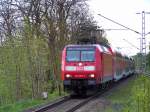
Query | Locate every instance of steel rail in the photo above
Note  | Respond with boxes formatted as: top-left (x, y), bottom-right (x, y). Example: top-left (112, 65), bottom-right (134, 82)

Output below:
top-left (26, 96), bottom-right (71, 112)
top-left (66, 84), bottom-right (114, 112)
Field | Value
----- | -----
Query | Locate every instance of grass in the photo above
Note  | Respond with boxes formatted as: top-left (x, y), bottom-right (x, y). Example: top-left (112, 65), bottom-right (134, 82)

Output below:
top-left (102, 75), bottom-right (150, 112)
top-left (0, 91), bottom-right (67, 112)
top-left (103, 76), bottom-right (138, 112)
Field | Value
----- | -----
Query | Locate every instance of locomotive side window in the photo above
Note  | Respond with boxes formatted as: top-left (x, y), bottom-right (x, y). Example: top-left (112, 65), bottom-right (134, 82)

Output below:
top-left (66, 50), bottom-right (80, 62)
top-left (101, 46), bottom-right (109, 53)
top-left (81, 50), bottom-right (95, 61)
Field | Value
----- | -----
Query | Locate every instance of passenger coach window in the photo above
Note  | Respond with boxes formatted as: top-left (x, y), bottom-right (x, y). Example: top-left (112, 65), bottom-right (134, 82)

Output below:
top-left (81, 51), bottom-right (95, 61)
top-left (66, 50), bottom-right (80, 62)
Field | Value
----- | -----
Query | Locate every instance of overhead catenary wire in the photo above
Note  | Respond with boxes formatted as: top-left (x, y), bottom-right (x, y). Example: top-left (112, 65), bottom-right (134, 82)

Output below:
top-left (103, 29), bottom-right (129, 31)
top-left (98, 14), bottom-right (141, 34)
top-left (123, 38), bottom-right (140, 50)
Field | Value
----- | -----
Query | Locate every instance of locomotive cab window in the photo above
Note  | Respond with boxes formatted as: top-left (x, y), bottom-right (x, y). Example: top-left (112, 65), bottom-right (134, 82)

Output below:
top-left (66, 47), bottom-right (95, 62)
top-left (66, 50), bottom-right (80, 62)
top-left (81, 50), bottom-right (95, 61)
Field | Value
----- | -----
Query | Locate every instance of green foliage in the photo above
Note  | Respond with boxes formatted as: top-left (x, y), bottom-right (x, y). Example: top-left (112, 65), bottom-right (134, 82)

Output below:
top-left (130, 75), bottom-right (150, 112)
top-left (0, 91), bottom-right (65, 112)
top-left (146, 52), bottom-right (150, 71)
top-left (0, 34), bottom-right (50, 104)
top-left (132, 53), bottom-right (142, 70)
top-left (103, 75), bottom-right (150, 112)
top-left (106, 75), bottom-right (150, 112)
top-left (0, 45), bottom-right (29, 104)
top-left (0, 0), bottom-right (109, 111)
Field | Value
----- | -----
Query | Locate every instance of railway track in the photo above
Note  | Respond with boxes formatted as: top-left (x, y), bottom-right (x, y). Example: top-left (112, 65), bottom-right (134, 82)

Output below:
top-left (24, 96), bottom-right (71, 112)
top-left (31, 84), bottom-right (114, 112)
top-left (65, 89), bottom-right (109, 112)
top-left (32, 92), bottom-right (104, 112)
top-left (27, 75), bottom-right (135, 112)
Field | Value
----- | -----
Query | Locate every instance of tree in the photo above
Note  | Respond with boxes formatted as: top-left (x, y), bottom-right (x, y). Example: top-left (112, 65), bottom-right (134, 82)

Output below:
top-left (0, 0), bottom-right (109, 106)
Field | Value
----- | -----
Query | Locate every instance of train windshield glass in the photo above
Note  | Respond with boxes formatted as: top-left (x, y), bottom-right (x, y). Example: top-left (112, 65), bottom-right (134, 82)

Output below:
top-left (81, 51), bottom-right (95, 61)
top-left (66, 47), bottom-right (95, 62)
top-left (66, 50), bottom-right (80, 62)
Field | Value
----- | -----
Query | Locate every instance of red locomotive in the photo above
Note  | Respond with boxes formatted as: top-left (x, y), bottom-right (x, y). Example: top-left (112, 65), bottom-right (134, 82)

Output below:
top-left (61, 41), bottom-right (135, 95)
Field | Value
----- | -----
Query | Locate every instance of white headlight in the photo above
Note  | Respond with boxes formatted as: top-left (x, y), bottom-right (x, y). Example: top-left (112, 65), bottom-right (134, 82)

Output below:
top-left (89, 74), bottom-right (95, 78)
top-left (65, 66), bottom-right (76, 71)
top-left (84, 66), bottom-right (95, 71)
top-left (65, 74), bottom-right (72, 78)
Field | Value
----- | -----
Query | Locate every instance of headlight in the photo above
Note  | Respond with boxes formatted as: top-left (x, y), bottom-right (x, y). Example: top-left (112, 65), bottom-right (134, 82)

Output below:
top-left (65, 66), bottom-right (76, 71)
top-left (84, 66), bottom-right (95, 71)
top-left (65, 74), bottom-right (72, 78)
top-left (88, 74), bottom-right (95, 78)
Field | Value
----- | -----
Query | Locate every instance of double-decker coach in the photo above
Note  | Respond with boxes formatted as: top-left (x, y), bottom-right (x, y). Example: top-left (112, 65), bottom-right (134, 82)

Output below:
top-left (129, 58), bottom-right (135, 75)
top-left (113, 51), bottom-right (124, 81)
top-left (124, 56), bottom-right (131, 77)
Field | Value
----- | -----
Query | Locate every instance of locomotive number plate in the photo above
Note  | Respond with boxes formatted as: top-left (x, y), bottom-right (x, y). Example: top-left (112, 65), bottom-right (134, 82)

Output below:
top-left (76, 66), bottom-right (84, 71)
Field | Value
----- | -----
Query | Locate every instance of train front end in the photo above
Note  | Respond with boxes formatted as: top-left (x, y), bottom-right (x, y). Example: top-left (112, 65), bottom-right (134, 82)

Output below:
top-left (61, 45), bottom-right (98, 94)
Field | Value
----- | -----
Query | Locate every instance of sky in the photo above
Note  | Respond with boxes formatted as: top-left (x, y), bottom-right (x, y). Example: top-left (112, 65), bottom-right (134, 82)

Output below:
top-left (87, 0), bottom-right (150, 56)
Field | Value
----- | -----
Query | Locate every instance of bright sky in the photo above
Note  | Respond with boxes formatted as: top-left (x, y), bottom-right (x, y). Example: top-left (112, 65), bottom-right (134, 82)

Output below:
top-left (88, 0), bottom-right (150, 56)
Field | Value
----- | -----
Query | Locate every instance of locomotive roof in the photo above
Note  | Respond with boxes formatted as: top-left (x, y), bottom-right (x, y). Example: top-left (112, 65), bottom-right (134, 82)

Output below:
top-left (65, 44), bottom-right (132, 59)
top-left (65, 44), bottom-right (112, 54)
top-left (65, 44), bottom-right (100, 47)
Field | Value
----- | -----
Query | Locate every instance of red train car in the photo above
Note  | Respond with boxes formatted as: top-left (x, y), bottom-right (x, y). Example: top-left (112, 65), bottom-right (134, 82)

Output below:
top-left (61, 44), bottom-right (114, 94)
top-left (113, 51), bottom-right (124, 81)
